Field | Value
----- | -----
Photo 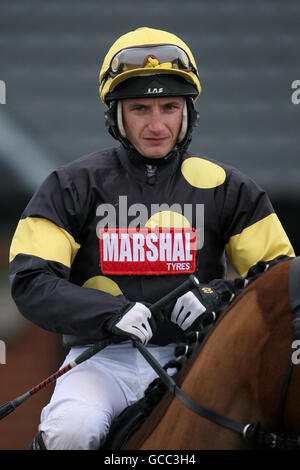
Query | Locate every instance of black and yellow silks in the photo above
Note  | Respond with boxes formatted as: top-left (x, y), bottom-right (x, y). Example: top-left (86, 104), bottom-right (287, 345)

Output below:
top-left (9, 147), bottom-right (294, 348)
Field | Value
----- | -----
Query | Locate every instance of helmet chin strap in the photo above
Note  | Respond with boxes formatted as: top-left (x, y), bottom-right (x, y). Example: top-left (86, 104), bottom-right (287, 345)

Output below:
top-left (117, 101), bottom-right (126, 138)
top-left (177, 101), bottom-right (188, 143)
top-left (116, 100), bottom-right (188, 144)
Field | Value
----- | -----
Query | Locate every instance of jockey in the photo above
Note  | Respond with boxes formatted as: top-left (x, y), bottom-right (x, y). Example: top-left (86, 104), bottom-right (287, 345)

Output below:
top-left (9, 27), bottom-right (295, 450)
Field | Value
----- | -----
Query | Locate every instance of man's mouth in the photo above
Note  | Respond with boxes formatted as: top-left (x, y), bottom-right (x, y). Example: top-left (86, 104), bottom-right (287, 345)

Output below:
top-left (144, 137), bottom-right (168, 145)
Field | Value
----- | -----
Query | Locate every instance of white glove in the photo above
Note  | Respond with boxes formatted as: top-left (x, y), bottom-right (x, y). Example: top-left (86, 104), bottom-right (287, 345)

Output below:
top-left (170, 291), bottom-right (206, 331)
top-left (111, 302), bottom-right (155, 345)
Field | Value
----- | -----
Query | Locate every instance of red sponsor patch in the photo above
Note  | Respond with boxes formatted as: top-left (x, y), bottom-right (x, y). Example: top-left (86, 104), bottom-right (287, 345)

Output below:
top-left (99, 228), bottom-right (197, 275)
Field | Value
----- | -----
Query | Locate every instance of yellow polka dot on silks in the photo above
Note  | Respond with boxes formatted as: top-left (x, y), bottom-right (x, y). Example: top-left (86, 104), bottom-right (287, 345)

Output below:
top-left (181, 157), bottom-right (226, 189)
top-left (146, 211), bottom-right (191, 228)
top-left (82, 276), bottom-right (122, 296)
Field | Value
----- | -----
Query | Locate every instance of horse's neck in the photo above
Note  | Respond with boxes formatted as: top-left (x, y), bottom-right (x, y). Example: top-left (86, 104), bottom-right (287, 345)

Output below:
top-left (137, 288), bottom-right (266, 450)
top-left (184, 287), bottom-right (268, 434)
top-left (186, 263), bottom-right (292, 435)
top-left (139, 262), bottom-right (293, 449)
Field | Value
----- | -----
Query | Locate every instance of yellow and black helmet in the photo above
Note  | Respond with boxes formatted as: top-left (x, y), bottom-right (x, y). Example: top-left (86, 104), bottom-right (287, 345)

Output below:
top-left (99, 27), bottom-right (201, 152)
top-left (99, 27), bottom-right (201, 106)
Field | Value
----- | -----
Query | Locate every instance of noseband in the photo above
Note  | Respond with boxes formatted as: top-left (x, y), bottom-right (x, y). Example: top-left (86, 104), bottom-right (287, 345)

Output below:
top-left (134, 257), bottom-right (300, 450)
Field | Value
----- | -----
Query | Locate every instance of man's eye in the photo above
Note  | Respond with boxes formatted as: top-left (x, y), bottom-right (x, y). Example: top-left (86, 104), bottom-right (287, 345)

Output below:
top-left (132, 105), bottom-right (146, 111)
top-left (165, 104), bottom-right (179, 110)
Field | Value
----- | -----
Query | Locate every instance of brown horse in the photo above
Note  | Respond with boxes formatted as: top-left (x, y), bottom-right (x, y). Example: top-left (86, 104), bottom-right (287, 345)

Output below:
top-left (125, 258), bottom-right (300, 450)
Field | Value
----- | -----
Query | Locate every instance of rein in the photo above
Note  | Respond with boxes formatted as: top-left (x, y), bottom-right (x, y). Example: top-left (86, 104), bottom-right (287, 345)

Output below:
top-left (133, 257), bottom-right (300, 450)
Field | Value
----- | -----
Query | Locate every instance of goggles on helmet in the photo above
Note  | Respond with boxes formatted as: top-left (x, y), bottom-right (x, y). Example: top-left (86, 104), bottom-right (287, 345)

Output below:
top-left (107, 44), bottom-right (198, 78)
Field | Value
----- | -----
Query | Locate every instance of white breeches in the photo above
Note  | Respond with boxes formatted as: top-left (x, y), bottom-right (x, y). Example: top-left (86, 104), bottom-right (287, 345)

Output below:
top-left (39, 341), bottom-right (177, 450)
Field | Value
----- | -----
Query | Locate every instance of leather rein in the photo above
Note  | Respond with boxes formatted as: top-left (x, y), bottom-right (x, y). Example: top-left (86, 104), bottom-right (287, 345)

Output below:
top-left (133, 257), bottom-right (300, 450)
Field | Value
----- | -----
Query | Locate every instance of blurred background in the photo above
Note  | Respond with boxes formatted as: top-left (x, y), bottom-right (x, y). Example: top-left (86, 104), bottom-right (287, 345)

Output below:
top-left (0, 0), bottom-right (299, 450)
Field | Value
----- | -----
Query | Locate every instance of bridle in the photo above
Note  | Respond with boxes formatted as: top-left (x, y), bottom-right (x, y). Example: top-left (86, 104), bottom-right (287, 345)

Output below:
top-left (134, 257), bottom-right (300, 450)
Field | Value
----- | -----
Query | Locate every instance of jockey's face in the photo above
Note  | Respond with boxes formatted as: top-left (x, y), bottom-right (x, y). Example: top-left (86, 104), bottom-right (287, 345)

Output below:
top-left (122, 96), bottom-right (185, 158)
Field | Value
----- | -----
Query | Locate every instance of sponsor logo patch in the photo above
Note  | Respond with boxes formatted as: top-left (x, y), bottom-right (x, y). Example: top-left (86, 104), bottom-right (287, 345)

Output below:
top-left (99, 228), bottom-right (197, 275)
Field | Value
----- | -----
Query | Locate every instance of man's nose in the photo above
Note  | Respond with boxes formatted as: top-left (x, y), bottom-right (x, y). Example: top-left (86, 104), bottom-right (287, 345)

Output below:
top-left (148, 111), bottom-right (165, 133)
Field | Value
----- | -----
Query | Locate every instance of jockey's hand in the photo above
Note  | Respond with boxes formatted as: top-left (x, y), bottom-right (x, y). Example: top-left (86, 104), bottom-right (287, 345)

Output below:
top-left (170, 285), bottom-right (221, 331)
top-left (109, 302), bottom-right (156, 345)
